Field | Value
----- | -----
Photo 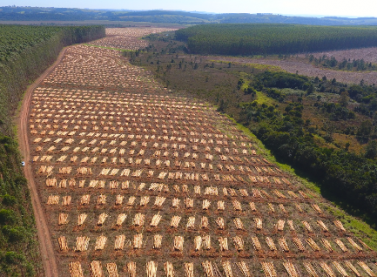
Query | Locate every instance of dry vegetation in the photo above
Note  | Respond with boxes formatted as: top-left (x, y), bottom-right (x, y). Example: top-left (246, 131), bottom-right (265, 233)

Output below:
top-left (211, 55), bottom-right (377, 85)
top-left (298, 47), bottom-right (377, 64)
top-left (28, 28), bottom-right (377, 276)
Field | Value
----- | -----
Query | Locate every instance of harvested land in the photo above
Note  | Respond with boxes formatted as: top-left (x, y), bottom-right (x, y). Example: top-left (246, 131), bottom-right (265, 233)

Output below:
top-left (208, 55), bottom-right (377, 85)
top-left (22, 28), bottom-right (377, 276)
top-left (89, 28), bottom-right (177, 50)
top-left (297, 47), bottom-right (377, 64)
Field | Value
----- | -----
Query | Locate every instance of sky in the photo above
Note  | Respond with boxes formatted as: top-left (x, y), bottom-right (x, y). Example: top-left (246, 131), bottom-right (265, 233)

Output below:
top-left (2, 0), bottom-right (377, 17)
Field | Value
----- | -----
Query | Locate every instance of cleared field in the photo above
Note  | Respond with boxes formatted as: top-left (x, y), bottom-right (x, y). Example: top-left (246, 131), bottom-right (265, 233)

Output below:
top-left (298, 47), bottom-right (377, 64)
top-left (210, 56), bottom-right (377, 85)
top-left (27, 28), bottom-right (377, 276)
top-left (90, 28), bottom-right (177, 50)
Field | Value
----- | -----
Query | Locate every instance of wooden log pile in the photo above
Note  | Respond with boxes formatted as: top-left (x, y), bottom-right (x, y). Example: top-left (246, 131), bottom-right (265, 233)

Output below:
top-left (146, 261), bottom-right (158, 277)
top-left (91, 261), bottom-right (103, 277)
top-left (69, 262), bottom-right (84, 277)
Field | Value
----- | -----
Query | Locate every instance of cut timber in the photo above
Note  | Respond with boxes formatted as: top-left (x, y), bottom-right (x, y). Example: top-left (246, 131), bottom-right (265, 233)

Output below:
top-left (233, 236), bottom-right (244, 251)
top-left (347, 237), bottom-right (363, 251)
top-left (321, 238), bottom-right (334, 252)
top-left (95, 235), bottom-right (107, 250)
top-left (292, 237), bottom-right (305, 252)
top-left (202, 261), bottom-right (215, 277)
top-left (203, 235), bottom-right (211, 250)
top-left (58, 213), bottom-right (69, 225)
top-left (216, 217), bottom-right (225, 230)
top-left (236, 261), bottom-right (251, 277)
top-left (251, 236), bottom-right (262, 251)
top-left (233, 217), bottom-right (244, 230)
top-left (201, 216), bottom-right (209, 229)
top-left (116, 214), bottom-right (127, 226)
top-left (134, 233), bottom-right (143, 249)
top-left (106, 263), bottom-right (119, 277)
top-left (217, 201), bottom-right (225, 211)
top-left (303, 262), bottom-right (318, 277)
top-left (127, 262), bottom-right (136, 277)
top-left (283, 262), bottom-right (298, 277)
top-left (320, 262), bottom-right (336, 277)
top-left (317, 220), bottom-right (329, 232)
top-left (97, 213), bottom-right (108, 226)
top-left (254, 218), bottom-right (263, 230)
top-left (278, 237), bottom-right (289, 252)
top-left (194, 236), bottom-right (202, 251)
top-left (345, 261), bottom-right (361, 277)
top-left (261, 262), bottom-right (277, 277)
top-left (174, 236), bottom-right (184, 251)
top-left (115, 195), bottom-right (124, 205)
top-left (218, 237), bottom-right (228, 251)
top-left (133, 213), bottom-right (145, 226)
top-left (150, 214), bottom-right (162, 227)
top-left (302, 221), bottom-right (313, 232)
top-left (332, 261), bottom-right (349, 277)
top-left (69, 261), bottom-right (84, 277)
top-left (78, 214), bottom-right (87, 226)
top-left (186, 216), bottom-right (195, 229)
top-left (306, 238), bottom-right (321, 251)
top-left (276, 220), bottom-right (285, 231)
top-left (146, 261), bottom-right (158, 277)
top-left (164, 262), bottom-right (175, 277)
top-left (114, 235), bottom-right (125, 250)
top-left (222, 260), bottom-right (234, 277)
top-left (75, 236), bottom-right (90, 252)
top-left (334, 220), bottom-right (346, 232)
top-left (232, 200), bottom-right (242, 211)
top-left (58, 236), bottom-right (68, 252)
top-left (185, 263), bottom-right (194, 277)
top-left (357, 261), bottom-right (376, 277)
top-left (91, 261), bottom-right (104, 277)
top-left (335, 238), bottom-right (349, 252)
top-left (153, 235), bottom-right (162, 249)
top-left (170, 216), bottom-right (181, 228)
top-left (266, 237), bottom-right (277, 251)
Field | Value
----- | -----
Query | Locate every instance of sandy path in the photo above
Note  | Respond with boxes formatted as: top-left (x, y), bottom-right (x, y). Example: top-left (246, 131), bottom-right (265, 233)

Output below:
top-left (17, 47), bottom-right (69, 277)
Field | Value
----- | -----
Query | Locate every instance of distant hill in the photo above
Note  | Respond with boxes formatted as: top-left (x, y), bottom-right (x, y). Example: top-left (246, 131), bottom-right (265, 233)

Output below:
top-left (2, 6), bottom-right (377, 25)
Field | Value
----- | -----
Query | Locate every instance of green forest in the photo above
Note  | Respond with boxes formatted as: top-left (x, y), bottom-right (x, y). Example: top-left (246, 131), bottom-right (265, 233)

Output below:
top-left (176, 24), bottom-right (377, 55)
top-left (0, 25), bottom-right (105, 276)
top-left (134, 34), bottom-right (377, 230)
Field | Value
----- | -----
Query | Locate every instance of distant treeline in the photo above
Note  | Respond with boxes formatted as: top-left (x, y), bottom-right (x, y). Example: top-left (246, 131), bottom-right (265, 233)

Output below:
top-left (176, 24), bottom-right (377, 55)
top-left (3, 7), bottom-right (377, 25)
top-left (0, 24), bottom-right (104, 275)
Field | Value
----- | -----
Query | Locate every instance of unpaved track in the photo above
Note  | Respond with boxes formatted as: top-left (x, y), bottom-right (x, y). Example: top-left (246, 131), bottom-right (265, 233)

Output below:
top-left (17, 47), bottom-right (69, 277)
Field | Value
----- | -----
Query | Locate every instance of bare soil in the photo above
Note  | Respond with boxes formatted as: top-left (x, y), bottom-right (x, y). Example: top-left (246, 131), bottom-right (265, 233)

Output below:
top-left (211, 55), bottom-right (377, 85)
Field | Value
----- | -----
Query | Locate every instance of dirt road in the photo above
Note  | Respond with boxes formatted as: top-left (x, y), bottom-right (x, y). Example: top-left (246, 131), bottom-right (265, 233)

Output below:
top-left (17, 47), bottom-right (69, 277)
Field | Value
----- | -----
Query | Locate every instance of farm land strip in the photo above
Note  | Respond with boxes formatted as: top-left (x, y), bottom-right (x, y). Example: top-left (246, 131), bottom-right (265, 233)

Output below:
top-left (206, 55), bottom-right (377, 85)
top-left (21, 28), bottom-right (377, 276)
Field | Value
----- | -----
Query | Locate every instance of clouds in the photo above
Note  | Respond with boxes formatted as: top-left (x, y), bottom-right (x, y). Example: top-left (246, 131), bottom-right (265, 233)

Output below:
top-left (2, 0), bottom-right (377, 17)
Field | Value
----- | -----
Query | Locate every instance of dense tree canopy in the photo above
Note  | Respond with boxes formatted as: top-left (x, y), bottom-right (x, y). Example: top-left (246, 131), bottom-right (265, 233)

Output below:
top-left (176, 24), bottom-right (377, 55)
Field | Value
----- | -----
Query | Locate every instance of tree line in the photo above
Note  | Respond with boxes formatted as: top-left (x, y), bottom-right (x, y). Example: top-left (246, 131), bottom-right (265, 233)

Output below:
top-left (176, 24), bottom-right (377, 55)
top-left (0, 24), bottom-right (105, 276)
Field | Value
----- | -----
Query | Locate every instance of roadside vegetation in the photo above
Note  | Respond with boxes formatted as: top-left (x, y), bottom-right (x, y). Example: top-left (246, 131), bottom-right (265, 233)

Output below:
top-left (133, 32), bottom-right (377, 229)
top-left (0, 24), bottom-right (105, 276)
